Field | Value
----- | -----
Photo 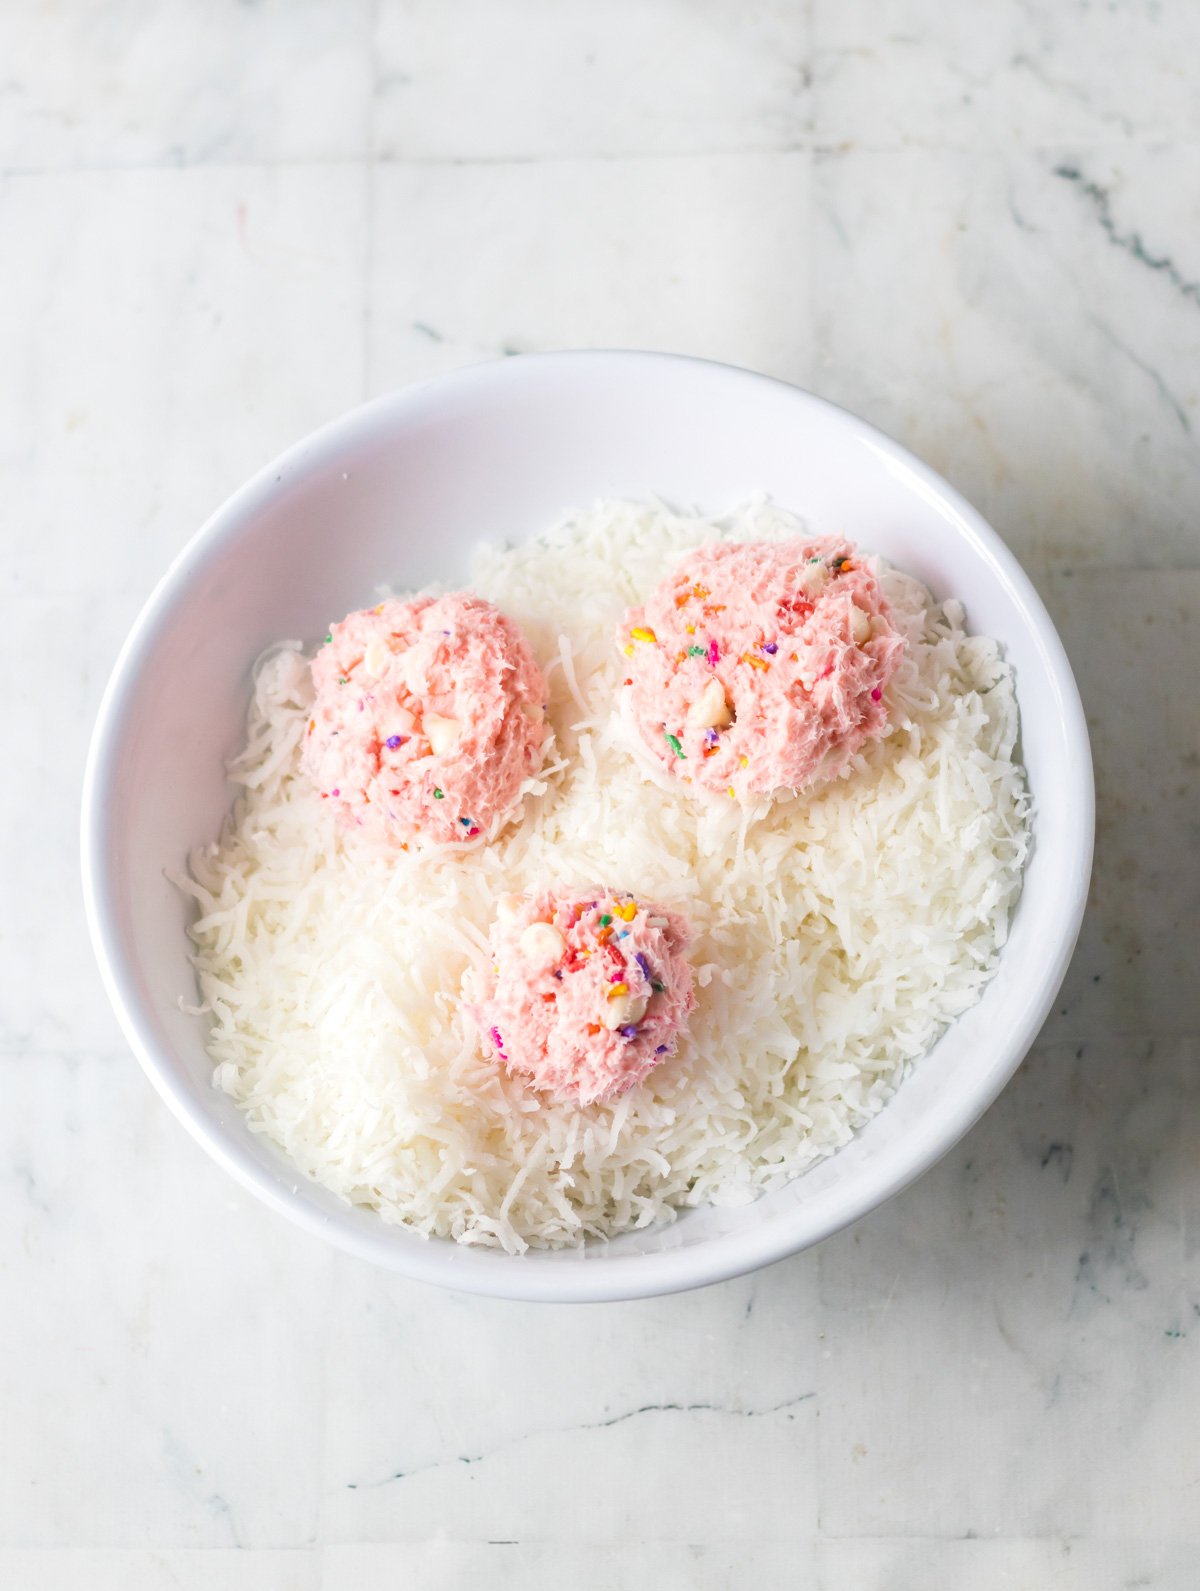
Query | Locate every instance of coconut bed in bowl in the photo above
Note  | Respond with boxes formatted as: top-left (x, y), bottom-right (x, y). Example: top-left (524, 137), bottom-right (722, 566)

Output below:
top-left (81, 351), bottom-right (1093, 1302)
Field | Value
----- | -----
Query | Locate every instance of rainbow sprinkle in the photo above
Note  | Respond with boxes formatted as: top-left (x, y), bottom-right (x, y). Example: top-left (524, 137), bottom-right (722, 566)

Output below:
top-left (385, 734), bottom-right (404, 749)
top-left (687, 645), bottom-right (706, 658)
top-left (630, 626), bottom-right (658, 644)
top-left (433, 787), bottom-right (444, 799)
top-left (664, 732), bottom-right (685, 759)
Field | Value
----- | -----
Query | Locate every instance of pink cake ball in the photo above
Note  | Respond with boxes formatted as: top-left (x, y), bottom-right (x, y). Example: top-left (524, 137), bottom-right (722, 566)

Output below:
top-left (303, 592), bottom-right (547, 846)
top-left (476, 889), bottom-right (695, 1106)
top-left (620, 537), bottom-right (905, 799)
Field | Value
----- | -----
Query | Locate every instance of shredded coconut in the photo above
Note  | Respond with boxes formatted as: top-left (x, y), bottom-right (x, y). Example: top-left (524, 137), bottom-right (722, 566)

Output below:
top-left (180, 499), bottom-right (1030, 1252)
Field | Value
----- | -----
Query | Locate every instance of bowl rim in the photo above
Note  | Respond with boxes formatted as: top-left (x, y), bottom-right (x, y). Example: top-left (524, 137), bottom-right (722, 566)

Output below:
top-left (81, 349), bottom-right (1094, 1301)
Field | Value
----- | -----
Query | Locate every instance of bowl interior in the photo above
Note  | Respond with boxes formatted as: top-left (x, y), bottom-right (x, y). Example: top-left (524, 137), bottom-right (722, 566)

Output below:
top-left (83, 352), bottom-right (1092, 1300)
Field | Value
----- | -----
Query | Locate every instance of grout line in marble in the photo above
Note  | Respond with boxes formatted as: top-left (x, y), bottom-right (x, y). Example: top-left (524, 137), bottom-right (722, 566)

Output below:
top-left (0, 144), bottom-right (819, 183)
top-left (0, 136), bottom-right (1171, 189)
top-left (361, 0), bottom-right (382, 402)
top-left (803, 0), bottom-right (818, 144)
top-left (7, 134), bottom-right (1200, 187)
top-left (308, 1256), bottom-right (341, 1552)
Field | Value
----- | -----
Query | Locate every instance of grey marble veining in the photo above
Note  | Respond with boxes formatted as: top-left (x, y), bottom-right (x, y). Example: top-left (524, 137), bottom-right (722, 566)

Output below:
top-left (1, 0), bottom-right (1197, 1586)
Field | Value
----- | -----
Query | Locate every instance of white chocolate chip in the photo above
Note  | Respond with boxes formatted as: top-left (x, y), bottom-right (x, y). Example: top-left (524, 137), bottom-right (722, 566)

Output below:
top-left (685, 677), bottom-right (733, 730)
top-left (800, 562), bottom-right (829, 596)
top-left (363, 637), bottom-right (391, 677)
top-left (496, 893), bottom-right (526, 921)
top-left (424, 713), bottom-right (461, 755)
top-left (600, 992), bottom-right (649, 1030)
top-left (396, 649), bottom-right (427, 694)
top-left (519, 921), bottom-right (565, 966)
top-left (850, 606), bottom-right (872, 645)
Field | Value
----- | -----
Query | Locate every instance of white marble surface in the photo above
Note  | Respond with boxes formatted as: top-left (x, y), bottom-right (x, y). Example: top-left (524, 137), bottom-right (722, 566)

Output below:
top-left (2, 1), bottom-right (1198, 1586)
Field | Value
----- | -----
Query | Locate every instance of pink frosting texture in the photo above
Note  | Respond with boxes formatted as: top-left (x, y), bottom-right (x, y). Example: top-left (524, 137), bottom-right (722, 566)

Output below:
top-left (303, 593), bottom-right (547, 846)
top-left (620, 537), bottom-right (905, 798)
top-left (476, 889), bottom-right (695, 1105)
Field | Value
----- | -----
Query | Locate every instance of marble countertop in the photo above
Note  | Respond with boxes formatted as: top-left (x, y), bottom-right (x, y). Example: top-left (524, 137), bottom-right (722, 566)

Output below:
top-left (3, 2), bottom-right (1198, 1587)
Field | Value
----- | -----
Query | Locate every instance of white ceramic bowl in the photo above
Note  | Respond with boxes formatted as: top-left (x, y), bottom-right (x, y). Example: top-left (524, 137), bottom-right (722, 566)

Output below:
top-left (82, 351), bottom-right (1093, 1301)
